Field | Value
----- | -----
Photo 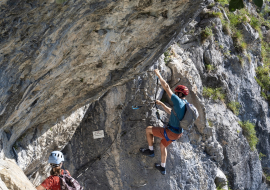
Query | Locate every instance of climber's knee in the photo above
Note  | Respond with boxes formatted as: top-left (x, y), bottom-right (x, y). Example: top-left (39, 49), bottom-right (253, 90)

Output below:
top-left (146, 126), bottom-right (153, 135)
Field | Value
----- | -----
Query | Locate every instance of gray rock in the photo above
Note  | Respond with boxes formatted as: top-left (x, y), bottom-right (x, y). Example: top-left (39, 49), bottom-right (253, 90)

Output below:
top-left (240, 23), bottom-right (260, 43)
top-left (1, 1), bottom-right (270, 190)
top-left (204, 48), bottom-right (222, 66)
top-left (0, 0), bottom-right (205, 158)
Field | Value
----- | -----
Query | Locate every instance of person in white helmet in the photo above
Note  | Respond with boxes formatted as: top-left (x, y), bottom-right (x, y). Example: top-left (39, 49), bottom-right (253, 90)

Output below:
top-left (36, 151), bottom-right (71, 190)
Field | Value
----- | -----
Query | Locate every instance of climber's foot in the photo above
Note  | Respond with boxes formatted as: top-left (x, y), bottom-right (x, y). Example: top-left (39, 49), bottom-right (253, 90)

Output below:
top-left (155, 163), bottom-right (166, 175)
top-left (139, 148), bottom-right (155, 157)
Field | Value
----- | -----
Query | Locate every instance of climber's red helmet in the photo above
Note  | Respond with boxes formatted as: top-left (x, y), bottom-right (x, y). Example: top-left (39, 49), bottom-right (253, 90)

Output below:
top-left (174, 85), bottom-right (189, 96)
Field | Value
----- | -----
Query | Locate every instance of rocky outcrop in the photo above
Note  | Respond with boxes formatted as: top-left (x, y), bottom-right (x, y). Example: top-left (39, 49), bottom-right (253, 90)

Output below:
top-left (0, 0), bottom-right (205, 159)
top-left (1, 0), bottom-right (270, 190)
top-left (55, 4), bottom-right (269, 190)
top-left (0, 159), bottom-right (35, 190)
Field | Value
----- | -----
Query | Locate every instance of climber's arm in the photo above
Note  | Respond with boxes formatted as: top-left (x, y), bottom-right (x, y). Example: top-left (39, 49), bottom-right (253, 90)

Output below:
top-left (156, 100), bottom-right (171, 114)
top-left (154, 69), bottom-right (173, 99)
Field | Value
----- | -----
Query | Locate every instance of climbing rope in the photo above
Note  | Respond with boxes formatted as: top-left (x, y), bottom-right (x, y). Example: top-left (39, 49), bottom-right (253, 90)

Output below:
top-left (130, 71), bottom-right (167, 124)
top-left (75, 110), bottom-right (122, 179)
top-left (131, 75), bottom-right (154, 110)
top-left (131, 76), bottom-right (143, 110)
top-left (154, 76), bottom-right (166, 124)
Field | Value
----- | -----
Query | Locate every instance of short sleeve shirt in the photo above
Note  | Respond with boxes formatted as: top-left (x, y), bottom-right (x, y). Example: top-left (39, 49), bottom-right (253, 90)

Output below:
top-left (168, 94), bottom-right (187, 134)
top-left (41, 170), bottom-right (70, 190)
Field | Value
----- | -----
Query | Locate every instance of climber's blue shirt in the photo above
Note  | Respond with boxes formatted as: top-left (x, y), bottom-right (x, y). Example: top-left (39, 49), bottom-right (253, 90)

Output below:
top-left (168, 94), bottom-right (187, 134)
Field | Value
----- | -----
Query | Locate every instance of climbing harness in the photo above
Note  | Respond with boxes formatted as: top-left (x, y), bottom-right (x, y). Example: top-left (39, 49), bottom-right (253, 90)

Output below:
top-left (163, 129), bottom-right (171, 142)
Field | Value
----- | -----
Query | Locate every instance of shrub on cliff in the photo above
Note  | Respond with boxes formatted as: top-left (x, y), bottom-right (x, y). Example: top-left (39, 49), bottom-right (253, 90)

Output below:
top-left (203, 87), bottom-right (226, 102)
top-left (217, 0), bottom-right (270, 102)
top-left (238, 121), bottom-right (258, 151)
top-left (227, 101), bottom-right (241, 115)
top-left (255, 66), bottom-right (270, 101)
top-left (201, 27), bottom-right (213, 42)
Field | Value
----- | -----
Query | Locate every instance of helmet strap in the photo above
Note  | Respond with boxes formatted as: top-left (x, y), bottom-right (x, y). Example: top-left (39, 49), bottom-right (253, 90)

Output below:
top-left (51, 164), bottom-right (60, 168)
top-left (178, 92), bottom-right (186, 99)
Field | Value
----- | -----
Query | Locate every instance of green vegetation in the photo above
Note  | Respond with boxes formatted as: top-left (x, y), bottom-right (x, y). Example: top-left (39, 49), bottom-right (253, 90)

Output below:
top-left (255, 66), bottom-right (270, 101)
top-left (224, 50), bottom-right (231, 57)
top-left (247, 53), bottom-right (251, 63)
top-left (209, 11), bottom-right (223, 19)
top-left (203, 87), bottom-right (226, 102)
top-left (224, 11), bottom-right (249, 53)
top-left (216, 1), bottom-right (270, 103)
top-left (13, 144), bottom-right (18, 150)
top-left (201, 26), bottom-right (213, 42)
top-left (238, 121), bottom-right (258, 151)
top-left (222, 21), bottom-right (231, 35)
top-left (215, 0), bottom-right (229, 7)
top-left (250, 16), bottom-right (261, 31)
top-left (229, 0), bottom-right (244, 11)
top-left (216, 186), bottom-right (226, 190)
top-left (227, 101), bottom-right (241, 115)
top-left (227, 10), bottom-right (249, 53)
top-left (263, 170), bottom-right (270, 183)
top-left (259, 152), bottom-right (266, 160)
top-left (164, 49), bottom-right (171, 64)
top-left (208, 120), bottom-right (213, 127)
top-left (237, 55), bottom-right (245, 67)
top-left (228, 0), bottom-right (263, 12)
top-left (206, 64), bottom-right (215, 72)
top-left (216, 0), bottom-right (263, 10)
top-left (219, 44), bottom-right (224, 49)
top-left (207, 3), bottom-right (216, 9)
top-left (265, 173), bottom-right (270, 181)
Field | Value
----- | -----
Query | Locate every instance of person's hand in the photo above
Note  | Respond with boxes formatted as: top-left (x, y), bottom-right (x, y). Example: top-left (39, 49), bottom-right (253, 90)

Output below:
top-left (156, 100), bottom-right (162, 105)
top-left (154, 69), bottom-right (160, 76)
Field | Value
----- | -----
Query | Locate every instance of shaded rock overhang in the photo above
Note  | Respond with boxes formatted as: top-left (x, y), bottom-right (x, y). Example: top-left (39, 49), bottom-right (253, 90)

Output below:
top-left (0, 0), bottom-right (205, 157)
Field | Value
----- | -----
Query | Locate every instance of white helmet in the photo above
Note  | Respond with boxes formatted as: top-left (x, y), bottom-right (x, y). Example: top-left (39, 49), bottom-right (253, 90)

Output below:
top-left (48, 151), bottom-right (64, 165)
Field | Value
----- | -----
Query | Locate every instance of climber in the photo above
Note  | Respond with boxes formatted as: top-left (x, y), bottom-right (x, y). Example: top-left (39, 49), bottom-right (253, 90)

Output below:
top-left (36, 151), bottom-right (82, 190)
top-left (140, 69), bottom-right (189, 175)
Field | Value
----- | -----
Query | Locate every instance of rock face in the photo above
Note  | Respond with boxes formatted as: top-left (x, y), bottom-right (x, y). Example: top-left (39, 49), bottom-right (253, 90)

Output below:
top-left (0, 159), bottom-right (35, 190)
top-left (60, 60), bottom-right (221, 190)
top-left (57, 5), bottom-right (269, 190)
top-left (0, 0), bottom-right (205, 159)
top-left (1, 1), bottom-right (270, 190)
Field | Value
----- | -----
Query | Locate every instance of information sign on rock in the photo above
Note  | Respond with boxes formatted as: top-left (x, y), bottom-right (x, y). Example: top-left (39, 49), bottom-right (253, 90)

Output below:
top-left (93, 130), bottom-right (105, 139)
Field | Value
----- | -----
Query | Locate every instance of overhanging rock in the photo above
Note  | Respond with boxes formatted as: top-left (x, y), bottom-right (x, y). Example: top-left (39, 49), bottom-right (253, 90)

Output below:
top-left (0, 0), bottom-right (206, 158)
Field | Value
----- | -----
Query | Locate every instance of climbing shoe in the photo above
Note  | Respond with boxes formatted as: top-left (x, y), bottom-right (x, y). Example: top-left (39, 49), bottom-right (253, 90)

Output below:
top-left (139, 148), bottom-right (155, 157)
top-left (155, 163), bottom-right (166, 175)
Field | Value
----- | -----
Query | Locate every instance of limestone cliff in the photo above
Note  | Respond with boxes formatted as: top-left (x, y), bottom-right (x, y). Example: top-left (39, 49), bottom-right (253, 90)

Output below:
top-left (0, 0), bottom-right (204, 156)
top-left (0, 0), bottom-right (206, 188)
top-left (1, 0), bottom-right (270, 190)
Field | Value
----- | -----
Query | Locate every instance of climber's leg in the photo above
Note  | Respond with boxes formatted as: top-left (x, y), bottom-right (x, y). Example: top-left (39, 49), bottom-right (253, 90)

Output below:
top-left (146, 126), bottom-right (154, 146)
top-left (154, 141), bottom-right (168, 175)
top-left (140, 126), bottom-right (155, 157)
top-left (160, 142), bottom-right (167, 164)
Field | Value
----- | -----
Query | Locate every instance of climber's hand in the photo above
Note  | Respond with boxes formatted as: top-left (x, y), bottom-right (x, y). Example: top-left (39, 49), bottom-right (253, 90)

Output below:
top-left (154, 69), bottom-right (160, 77)
top-left (156, 100), bottom-right (162, 105)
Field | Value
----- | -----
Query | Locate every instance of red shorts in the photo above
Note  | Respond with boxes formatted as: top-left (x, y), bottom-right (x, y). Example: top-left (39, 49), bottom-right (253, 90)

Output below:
top-left (152, 127), bottom-right (183, 147)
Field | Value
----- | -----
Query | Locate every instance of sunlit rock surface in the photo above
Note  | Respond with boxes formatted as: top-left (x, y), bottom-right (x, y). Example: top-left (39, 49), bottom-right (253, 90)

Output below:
top-left (0, 0), bottom-right (204, 157)
top-left (0, 159), bottom-right (35, 190)
top-left (1, 0), bottom-right (270, 190)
